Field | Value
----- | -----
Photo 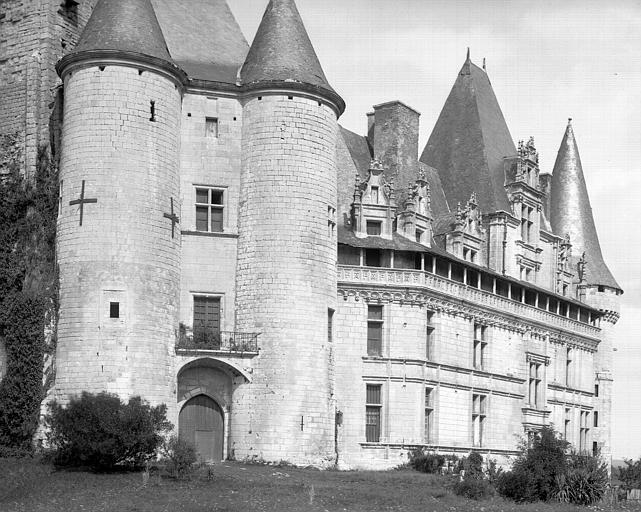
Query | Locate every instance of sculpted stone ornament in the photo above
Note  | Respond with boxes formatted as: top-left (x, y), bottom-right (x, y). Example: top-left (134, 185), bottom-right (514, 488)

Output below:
top-left (577, 252), bottom-right (588, 283)
top-left (558, 234), bottom-right (572, 271)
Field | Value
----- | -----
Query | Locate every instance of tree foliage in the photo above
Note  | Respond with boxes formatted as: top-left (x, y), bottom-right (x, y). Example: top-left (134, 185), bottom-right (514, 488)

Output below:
top-left (46, 392), bottom-right (172, 470)
top-left (619, 457), bottom-right (641, 491)
top-left (0, 142), bottom-right (59, 450)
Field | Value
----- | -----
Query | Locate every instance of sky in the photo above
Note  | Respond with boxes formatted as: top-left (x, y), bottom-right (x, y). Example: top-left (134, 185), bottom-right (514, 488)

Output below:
top-left (227, 0), bottom-right (641, 459)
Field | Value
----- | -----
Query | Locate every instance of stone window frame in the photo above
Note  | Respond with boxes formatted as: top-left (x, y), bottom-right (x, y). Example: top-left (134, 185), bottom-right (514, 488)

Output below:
top-left (365, 383), bottom-right (383, 443)
top-left (473, 323), bottom-right (488, 370)
top-left (367, 304), bottom-right (384, 356)
top-left (472, 393), bottom-right (487, 447)
top-left (366, 220), bottom-right (382, 236)
top-left (424, 386), bottom-right (435, 443)
top-left (579, 410), bottom-right (590, 452)
top-left (195, 185), bottom-right (226, 233)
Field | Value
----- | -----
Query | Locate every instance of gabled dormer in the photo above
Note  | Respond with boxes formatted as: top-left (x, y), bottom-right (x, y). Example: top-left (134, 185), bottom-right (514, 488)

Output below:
top-left (445, 192), bottom-right (485, 264)
top-left (352, 159), bottom-right (396, 240)
top-left (397, 168), bottom-right (433, 247)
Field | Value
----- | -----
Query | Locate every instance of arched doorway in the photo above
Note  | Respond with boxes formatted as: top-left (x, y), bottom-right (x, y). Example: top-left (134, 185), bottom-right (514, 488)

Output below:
top-left (179, 395), bottom-right (224, 462)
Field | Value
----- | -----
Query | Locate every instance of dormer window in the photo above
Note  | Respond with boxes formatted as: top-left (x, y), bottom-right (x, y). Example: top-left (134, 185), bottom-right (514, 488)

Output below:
top-left (415, 229), bottom-right (424, 243)
top-left (366, 220), bottom-right (382, 236)
top-left (463, 247), bottom-right (477, 263)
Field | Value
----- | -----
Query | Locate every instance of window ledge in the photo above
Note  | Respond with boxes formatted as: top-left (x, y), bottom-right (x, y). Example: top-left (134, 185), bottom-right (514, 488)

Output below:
top-left (182, 230), bottom-right (239, 239)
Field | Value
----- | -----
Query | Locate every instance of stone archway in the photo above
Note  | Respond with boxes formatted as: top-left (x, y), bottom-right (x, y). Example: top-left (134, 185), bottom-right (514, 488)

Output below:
top-left (179, 394), bottom-right (224, 462)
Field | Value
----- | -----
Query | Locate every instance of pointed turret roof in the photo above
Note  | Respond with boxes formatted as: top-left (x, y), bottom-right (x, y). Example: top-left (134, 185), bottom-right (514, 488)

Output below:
top-left (550, 120), bottom-right (620, 291)
top-left (71, 0), bottom-right (172, 62)
top-left (420, 53), bottom-right (516, 213)
top-left (240, 0), bottom-right (344, 114)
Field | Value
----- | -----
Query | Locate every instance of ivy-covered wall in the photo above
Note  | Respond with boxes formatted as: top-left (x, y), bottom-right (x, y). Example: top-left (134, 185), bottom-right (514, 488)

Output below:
top-left (0, 136), bottom-right (58, 450)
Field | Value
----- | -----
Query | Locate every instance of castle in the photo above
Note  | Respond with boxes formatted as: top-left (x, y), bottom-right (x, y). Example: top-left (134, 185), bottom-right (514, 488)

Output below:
top-left (0, 0), bottom-right (621, 469)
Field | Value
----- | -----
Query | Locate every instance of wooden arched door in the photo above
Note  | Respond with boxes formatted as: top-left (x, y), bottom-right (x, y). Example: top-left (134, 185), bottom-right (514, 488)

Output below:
top-left (179, 395), bottom-right (224, 462)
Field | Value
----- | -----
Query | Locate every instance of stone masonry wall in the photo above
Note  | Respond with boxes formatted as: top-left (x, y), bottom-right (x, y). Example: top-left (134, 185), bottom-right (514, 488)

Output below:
top-left (334, 286), bottom-right (601, 469)
top-left (233, 94), bottom-right (338, 464)
top-left (0, 0), bottom-right (97, 178)
top-left (55, 64), bottom-right (181, 407)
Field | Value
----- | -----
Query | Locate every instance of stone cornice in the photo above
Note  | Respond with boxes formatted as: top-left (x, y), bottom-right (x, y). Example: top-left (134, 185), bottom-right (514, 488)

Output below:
top-left (338, 268), bottom-right (600, 351)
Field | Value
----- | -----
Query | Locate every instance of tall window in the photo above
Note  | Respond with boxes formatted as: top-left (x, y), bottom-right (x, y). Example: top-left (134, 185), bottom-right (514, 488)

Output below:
top-left (529, 362), bottom-right (542, 408)
top-left (579, 411), bottom-right (590, 452)
top-left (472, 394), bottom-right (487, 447)
top-left (196, 187), bottom-right (224, 232)
top-left (366, 220), bottom-right (382, 236)
top-left (521, 204), bottom-right (533, 243)
top-left (205, 117), bottom-right (219, 138)
top-left (565, 348), bottom-right (574, 387)
top-left (367, 305), bottom-right (383, 356)
top-left (424, 387), bottom-right (434, 443)
top-left (365, 384), bottom-right (382, 442)
top-left (564, 408), bottom-right (571, 440)
top-left (473, 323), bottom-right (487, 370)
top-left (593, 411), bottom-right (599, 427)
top-left (370, 186), bottom-right (379, 204)
top-left (193, 296), bottom-right (221, 347)
top-left (426, 310), bottom-right (435, 360)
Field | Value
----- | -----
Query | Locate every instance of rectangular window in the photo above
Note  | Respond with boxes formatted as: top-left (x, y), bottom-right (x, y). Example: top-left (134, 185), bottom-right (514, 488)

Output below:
top-left (193, 296), bottom-right (221, 347)
top-left (564, 408), bottom-right (571, 440)
top-left (565, 348), bottom-right (573, 387)
top-left (472, 394), bottom-right (486, 447)
top-left (473, 323), bottom-right (487, 370)
top-left (426, 310), bottom-right (435, 360)
top-left (365, 384), bottom-right (382, 442)
top-left (364, 248), bottom-right (382, 267)
top-left (521, 205), bottom-right (534, 243)
top-left (109, 302), bottom-right (120, 319)
top-left (529, 362), bottom-right (542, 408)
top-left (416, 229), bottom-right (423, 243)
top-left (328, 309), bottom-right (334, 344)
top-left (195, 187), bottom-right (224, 232)
top-left (580, 411), bottom-right (590, 452)
top-left (366, 220), bottom-right (382, 236)
top-left (205, 117), bottom-right (219, 138)
top-left (463, 247), bottom-right (477, 263)
top-left (594, 384), bottom-right (599, 397)
top-left (367, 305), bottom-right (383, 356)
top-left (424, 387), bottom-right (434, 443)
top-left (593, 411), bottom-right (599, 427)
top-left (593, 442), bottom-right (599, 457)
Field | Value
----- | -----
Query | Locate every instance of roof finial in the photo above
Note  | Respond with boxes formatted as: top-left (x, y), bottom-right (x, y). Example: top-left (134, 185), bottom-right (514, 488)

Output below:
top-left (482, 57), bottom-right (486, 71)
top-left (466, 47), bottom-right (470, 62)
top-left (568, 117), bottom-right (572, 125)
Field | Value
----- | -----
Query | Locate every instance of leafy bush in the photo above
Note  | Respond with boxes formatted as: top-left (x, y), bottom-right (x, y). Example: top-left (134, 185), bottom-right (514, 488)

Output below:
top-left (485, 458), bottom-right (503, 485)
top-left (464, 451), bottom-right (484, 478)
top-left (408, 448), bottom-right (445, 473)
top-left (497, 426), bottom-right (568, 502)
top-left (161, 435), bottom-right (197, 478)
top-left (555, 453), bottom-right (609, 505)
top-left (46, 392), bottom-right (172, 470)
top-left (619, 457), bottom-right (641, 491)
top-left (453, 476), bottom-right (495, 500)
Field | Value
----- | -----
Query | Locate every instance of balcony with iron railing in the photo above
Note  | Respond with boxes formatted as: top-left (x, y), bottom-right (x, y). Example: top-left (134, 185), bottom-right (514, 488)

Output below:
top-left (176, 324), bottom-right (259, 355)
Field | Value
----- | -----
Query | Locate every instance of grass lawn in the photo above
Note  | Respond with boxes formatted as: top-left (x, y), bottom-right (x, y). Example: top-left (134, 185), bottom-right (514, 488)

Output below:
top-left (2, 458), bottom-right (641, 512)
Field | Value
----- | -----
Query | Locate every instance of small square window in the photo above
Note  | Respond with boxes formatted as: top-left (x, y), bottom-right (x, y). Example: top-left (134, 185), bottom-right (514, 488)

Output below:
top-left (109, 302), bottom-right (120, 319)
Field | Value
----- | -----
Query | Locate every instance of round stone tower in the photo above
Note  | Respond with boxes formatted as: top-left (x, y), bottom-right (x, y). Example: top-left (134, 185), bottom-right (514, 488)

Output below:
top-left (550, 119), bottom-right (622, 463)
top-left (54, 0), bottom-right (184, 407)
top-left (232, 0), bottom-right (345, 464)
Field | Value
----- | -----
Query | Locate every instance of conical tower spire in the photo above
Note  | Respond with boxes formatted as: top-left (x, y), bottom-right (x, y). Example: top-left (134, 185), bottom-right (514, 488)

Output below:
top-left (550, 119), bottom-right (620, 290)
top-left (61, 0), bottom-right (174, 67)
top-left (240, 0), bottom-right (344, 114)
top-left (420, 55), bottom-right (515, 213)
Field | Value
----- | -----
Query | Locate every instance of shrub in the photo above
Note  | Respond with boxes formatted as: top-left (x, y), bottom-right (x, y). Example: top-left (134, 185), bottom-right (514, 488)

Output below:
top-left (555, 453), bottom-right (609, 505)
top-left (408, 448), bottom-right (445, 473)
top-left (46, 392), bottom-right (172, 470)
top-left (619, 457), bottom-right (641, 491)
top-left (464, 451), bottom-right (484, 479)
top-left (486, 458), bottom-right (503, 485)
top-left (161, 435), bottom-right (197, 478)
top-left (453, 477), bottom-right (495, 500)
top-left (497, 426), bottom-right (568, 502)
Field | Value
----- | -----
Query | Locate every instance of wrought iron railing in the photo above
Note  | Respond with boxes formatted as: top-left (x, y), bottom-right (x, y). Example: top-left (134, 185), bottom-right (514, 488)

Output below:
top-left (176, 327), bottom-right (259, 353)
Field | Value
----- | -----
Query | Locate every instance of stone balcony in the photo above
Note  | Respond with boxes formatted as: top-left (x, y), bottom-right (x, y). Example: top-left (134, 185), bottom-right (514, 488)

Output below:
top-left (176, 329), bottom-right (259, 356)
top-left (337, 265), bottom-right (601, 340)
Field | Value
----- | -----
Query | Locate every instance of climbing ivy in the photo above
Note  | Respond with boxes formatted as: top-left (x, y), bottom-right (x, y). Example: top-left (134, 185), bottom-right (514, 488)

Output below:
top-left (0, 140), bottom-right (59, 451)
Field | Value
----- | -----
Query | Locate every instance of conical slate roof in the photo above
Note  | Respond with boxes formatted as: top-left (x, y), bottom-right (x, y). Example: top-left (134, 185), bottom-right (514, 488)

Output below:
top-left (70, 0), bottom-right (172, 64)
top-left (550, 120), bottom-right (620, 291)
top-left (240, 0), bottom-right (343, 111)
top-left (420, 53), bottom-right (516, 214)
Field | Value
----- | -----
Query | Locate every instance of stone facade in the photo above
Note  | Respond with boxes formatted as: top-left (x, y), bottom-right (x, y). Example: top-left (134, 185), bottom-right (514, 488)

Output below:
top-left (0, 0), bottom-right (621, 470)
